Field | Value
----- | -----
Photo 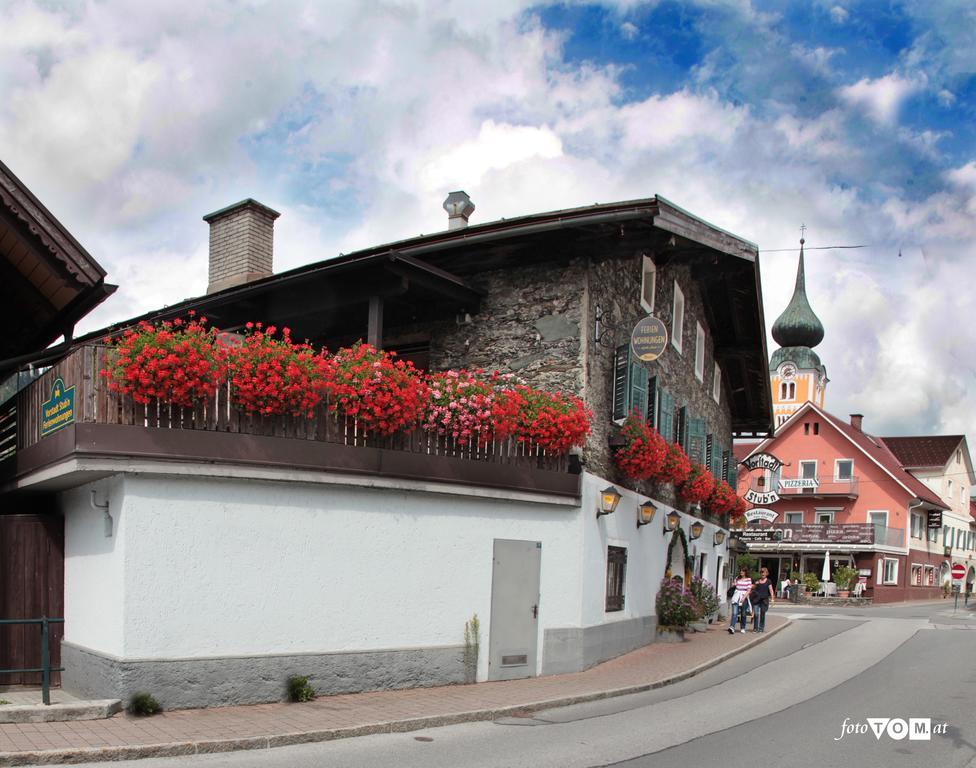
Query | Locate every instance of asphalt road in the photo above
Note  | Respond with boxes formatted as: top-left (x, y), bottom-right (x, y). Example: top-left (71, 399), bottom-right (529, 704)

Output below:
top-left (77, 601), bottom-right (976, 768)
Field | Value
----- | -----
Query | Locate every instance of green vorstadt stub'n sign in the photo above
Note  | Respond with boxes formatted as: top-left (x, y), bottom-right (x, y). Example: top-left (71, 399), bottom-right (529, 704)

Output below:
top-left (41, 377), bottom-right (75, 437)
top-left (630, 315), bottom-right (668, 363)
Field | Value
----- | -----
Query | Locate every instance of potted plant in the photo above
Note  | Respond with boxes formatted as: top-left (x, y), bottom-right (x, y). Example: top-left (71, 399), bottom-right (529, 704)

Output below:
top-left (833, 566), bottom-right (858, 598)
top-left (689, 576), bottom-right (719, 627)
top-left (789, 570), bottom-right (801, 600)
top-left (802, 572), bottom-right (821, 596)
top-left (655, 578), bottom-right (699, 642)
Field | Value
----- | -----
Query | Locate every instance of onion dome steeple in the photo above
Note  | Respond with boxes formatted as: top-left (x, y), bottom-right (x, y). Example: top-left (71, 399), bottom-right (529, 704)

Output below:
top-left (771, 238), bottom-right (824, 349)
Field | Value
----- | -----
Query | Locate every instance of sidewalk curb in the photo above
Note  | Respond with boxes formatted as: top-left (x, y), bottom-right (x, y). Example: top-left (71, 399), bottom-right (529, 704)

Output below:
top-left (0, 619), bottom-right (791, 766)
top-left (0, 701), bottom-right (122, 725)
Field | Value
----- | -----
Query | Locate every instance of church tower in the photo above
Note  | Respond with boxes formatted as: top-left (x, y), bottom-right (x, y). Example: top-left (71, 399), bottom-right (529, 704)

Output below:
top-left (769, 237), bottom-right (828, 428)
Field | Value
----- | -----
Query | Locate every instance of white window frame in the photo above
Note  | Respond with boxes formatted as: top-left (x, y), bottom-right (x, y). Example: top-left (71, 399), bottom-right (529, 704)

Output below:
top-left (640, 254), bottom-right (656, 313)
top-left (868, 510), bottom-right (889, 529)
top-left (784, 511), bottom-right (803, 524)
top-left (924, 565), bottom-right (935, 585)
top-left (712, 363), bottom-right (722, 403)
top-left (911, 512), bottom-right (924, 539)
top-left (671, 281), bottom-right (684, 354)
top-left (815, 510), bottom-right (835, 524)
top-left (834, 459), bottom-right (854, 481)
top-left (694, 322), bottom-right (705, 381)
top-left (883, 557), bottom-right (899, 585)
top-left (911, 563), bottom-right (923, 586)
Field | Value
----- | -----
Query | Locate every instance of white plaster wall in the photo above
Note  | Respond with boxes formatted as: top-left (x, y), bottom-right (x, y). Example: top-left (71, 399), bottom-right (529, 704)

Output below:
top-left (60, 476), bottom-right (127, 656)
top-left (579, 472), bottom-right (730, 627)
top-left (116, 475), bottom-right (582, 679)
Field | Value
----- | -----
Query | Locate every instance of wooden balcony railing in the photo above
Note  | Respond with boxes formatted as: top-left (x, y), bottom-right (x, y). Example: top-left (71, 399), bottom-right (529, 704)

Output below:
top-left (8, 345), bottom-right (569, 475)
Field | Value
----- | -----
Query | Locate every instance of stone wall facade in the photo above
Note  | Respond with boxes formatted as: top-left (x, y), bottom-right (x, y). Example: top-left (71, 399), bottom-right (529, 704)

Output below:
top-left (400, 251), bottom-right (735, 497)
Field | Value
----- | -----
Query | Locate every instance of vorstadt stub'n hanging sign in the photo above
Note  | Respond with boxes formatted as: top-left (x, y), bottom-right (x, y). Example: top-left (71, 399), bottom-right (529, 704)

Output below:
top-left (740, 452), bottom-right (784, 472)
top-left (41, 377), bottom-right (75, 437)
top-left (630, 316), bottom-right (668, 363)
top-left (743, 488), bottom-right (780, 505)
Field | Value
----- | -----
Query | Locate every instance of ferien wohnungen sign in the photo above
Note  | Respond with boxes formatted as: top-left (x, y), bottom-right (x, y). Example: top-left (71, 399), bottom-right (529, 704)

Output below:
top-left (41, 377), bottom-right (75, 437)
top-left (630, 316), bottom-right (668, 363)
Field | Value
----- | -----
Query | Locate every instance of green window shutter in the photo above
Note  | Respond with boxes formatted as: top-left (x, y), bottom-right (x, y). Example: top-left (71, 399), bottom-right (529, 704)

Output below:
top-left (705, 434), bottom-right (713, 471)
top-left (611, 345), bottom-right (629, 420)
top-left (722, 450), bottom-right (732, 484)
top-left (628, 354), bottom-right (647, 420)
top-left (646, 376), bottom-right (658, 429)
top-left (688, 418), bottom-right (706, 464)
top-left (658, 391), bottom-right (674, 441)
top-left (677, 406), bottom-right (689, 452)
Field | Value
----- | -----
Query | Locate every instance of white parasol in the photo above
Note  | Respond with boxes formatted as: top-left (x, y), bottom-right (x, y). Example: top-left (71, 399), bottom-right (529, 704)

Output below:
top-left (822, 551), bottom-right (831, 581)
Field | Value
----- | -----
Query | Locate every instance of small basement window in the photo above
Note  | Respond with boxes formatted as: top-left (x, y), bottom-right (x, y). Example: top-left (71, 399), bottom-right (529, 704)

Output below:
top-left (606, 546), bottom-right (627, 612)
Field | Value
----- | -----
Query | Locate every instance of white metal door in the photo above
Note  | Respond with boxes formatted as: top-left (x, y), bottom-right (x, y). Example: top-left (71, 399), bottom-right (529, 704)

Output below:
top-left (488, 539), bottom-right (541, 681)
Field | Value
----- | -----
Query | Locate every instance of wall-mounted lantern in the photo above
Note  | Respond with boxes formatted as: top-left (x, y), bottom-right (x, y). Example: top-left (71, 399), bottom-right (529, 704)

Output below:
top-left (713, 530), bottom-right (726, 546)
top-left (663, 510), bottom-right (681, 534)
top-left (690, 521), bottom-right (704, 540)
top-left (637, 500), bottom-right (657, 530)
top-left (597, 486), bottom-right (622, 519)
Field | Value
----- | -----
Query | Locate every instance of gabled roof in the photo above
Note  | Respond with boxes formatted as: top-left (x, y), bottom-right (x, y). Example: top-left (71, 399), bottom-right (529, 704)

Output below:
top-left (744, 401), bottom-right (948, 509)
top-left (880, 435), bottom-right (964, 469)
top-left (970, 499), bottom-right (976, 522)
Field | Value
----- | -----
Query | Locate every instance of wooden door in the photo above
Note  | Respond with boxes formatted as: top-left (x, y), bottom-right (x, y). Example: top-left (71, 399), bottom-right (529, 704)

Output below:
top-left (0, 514), bottom-right (64, 686)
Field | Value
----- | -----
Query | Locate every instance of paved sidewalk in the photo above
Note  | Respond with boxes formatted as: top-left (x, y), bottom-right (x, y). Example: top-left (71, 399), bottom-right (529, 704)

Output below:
top-left (0, 615), bottom-right (789, 766)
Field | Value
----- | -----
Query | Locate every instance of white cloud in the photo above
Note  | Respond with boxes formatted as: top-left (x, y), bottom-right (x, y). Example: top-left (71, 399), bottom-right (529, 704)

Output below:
top-left (830, 5), bottom-right (849, 24)
top-left (837, 72), bottom-right (924, 125)
top-left (620, 21), bottom-right (639, 40)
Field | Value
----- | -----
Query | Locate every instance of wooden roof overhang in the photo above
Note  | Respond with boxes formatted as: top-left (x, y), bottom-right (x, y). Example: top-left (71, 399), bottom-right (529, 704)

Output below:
top-left (0, 160), bottom-right (115, 369)
top-left (69, 196), bottom-right (771, 434)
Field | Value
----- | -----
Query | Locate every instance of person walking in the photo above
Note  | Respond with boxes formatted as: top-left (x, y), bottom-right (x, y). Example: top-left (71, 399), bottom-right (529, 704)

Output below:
top-left (751, 567), bottom-right (775, 633)
top-left (727, 566), bottom-right (753, 634)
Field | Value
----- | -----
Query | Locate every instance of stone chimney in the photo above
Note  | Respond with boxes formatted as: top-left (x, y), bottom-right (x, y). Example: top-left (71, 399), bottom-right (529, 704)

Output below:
top-left (850, 414), bottom-right (863, 431)
top-left (204, 199), bottom-right (281, 294)
top-left (443, 191), bottom-right (475, 230)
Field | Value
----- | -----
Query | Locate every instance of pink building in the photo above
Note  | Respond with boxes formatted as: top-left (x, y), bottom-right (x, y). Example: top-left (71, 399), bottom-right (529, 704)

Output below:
top-left (735, 403), bottom-right (951, 602)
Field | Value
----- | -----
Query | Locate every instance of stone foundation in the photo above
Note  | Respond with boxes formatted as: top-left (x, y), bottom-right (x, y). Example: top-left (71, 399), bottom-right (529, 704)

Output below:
top-left (62, 642), bottom-right (467, 710)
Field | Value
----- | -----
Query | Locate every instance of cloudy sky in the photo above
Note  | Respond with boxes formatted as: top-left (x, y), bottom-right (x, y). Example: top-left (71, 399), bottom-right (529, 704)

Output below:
top-left (2, 0), bottom-right (974, 442)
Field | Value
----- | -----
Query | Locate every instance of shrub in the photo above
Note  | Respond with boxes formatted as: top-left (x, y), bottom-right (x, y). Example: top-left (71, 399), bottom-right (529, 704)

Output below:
top-left (677, 463), bottom-right (716, 505)
top-left (735, 553), bottom-right (758, 581)
top-left (227, 324), bottom-right (330, 416)
top-left (802, 572), bottom-right (821, 592)
top-left (655, 578), bottom-right (700, 629)
top-left (689, 576), bottom-right (719, 618)
top-left (129, 692), bottom-right (161, 716)
top-left (325, 342), bottom-right (429, 435)
top-left (651, 442), bottom-right (692, 485)
top-left (494, 385), bottom-right (591, 454)
top-left (424, 370), bottom-right (496, 446)
top-left (101, 313), bottom-right (225, 407)
top-left (287, 675), bottom-right (315, 703)
top-left (833, 566), bottom-right (858, 590)
top-left (612, 411), bottom-right (668, 480)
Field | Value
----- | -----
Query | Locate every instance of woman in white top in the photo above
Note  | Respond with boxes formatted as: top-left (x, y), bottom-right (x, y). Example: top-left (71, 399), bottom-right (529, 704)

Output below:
top-left (727, 567), bottom-right (753, 634)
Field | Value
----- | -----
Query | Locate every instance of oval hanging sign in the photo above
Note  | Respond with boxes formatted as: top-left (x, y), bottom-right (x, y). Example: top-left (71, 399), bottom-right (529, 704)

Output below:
top-left (745, 508), bottom-right (778, 523)
top-left (630, 316), bottom-right (668, 362)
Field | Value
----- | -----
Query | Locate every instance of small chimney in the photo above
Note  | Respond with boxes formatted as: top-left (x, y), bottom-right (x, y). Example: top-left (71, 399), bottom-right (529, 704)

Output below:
top-left (443, 191), bottom-right (475, 230)
top-left (204, 199), bottom-right (281, 294)
top-left (850, 414), bottom-right (864, 431)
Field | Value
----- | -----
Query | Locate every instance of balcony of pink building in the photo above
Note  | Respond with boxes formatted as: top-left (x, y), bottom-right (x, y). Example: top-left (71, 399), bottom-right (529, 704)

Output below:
top-left (746, 474), bottom-right (859, 499)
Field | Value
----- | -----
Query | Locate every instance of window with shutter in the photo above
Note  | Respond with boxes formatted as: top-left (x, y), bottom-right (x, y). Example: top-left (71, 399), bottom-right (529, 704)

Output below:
top-left (629, 355), bottom-right (647, 419)
top-left (677, 406), bottom-right (688, 451)
top-left (612, 345), bottom-right (649, 422)
top-left (658, 391), bottom-right (674, 441)
top-left (705, 433), bottom-right (713, 470)
top-left (646, 376), bottom-right (658, 429)
top-left (688, 418), bottom-right (706, 464)
top-left (611, 345), bottom-right (629, 421)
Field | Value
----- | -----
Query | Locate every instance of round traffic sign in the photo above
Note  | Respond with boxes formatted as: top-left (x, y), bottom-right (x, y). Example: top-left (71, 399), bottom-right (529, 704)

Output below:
top-left (951, 563), bottom-right (965, 581)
